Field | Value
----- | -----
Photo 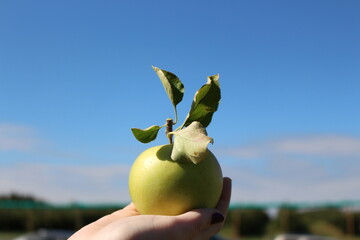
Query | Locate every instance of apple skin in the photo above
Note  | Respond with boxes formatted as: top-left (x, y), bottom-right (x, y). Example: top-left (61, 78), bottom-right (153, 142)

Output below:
top-left (128, 144), bottom-right (223, 216)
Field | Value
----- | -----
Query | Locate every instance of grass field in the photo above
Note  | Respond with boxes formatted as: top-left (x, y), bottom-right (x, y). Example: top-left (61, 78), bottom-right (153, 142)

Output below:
top-left (0, 232), bottom-right (23, 240)
top-left (1, 231), bottom-right (359, 240)
top-left (0, 231), bottom-right (248, 240)
top-left (0, 231), bottom-right (265, 240)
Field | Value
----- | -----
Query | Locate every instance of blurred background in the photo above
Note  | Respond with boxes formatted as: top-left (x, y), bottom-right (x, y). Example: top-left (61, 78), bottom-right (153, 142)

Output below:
top-left (1, 0), bottom-right (359, 239)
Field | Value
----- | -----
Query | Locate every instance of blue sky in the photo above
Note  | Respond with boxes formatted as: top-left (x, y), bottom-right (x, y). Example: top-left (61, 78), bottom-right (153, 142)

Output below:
top-left (1, 0), bottom-right (360, 203)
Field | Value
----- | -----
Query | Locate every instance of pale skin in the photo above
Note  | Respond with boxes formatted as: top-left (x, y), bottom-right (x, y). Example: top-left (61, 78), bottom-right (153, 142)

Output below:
top-left (69, 177), bottom-right (232, 240)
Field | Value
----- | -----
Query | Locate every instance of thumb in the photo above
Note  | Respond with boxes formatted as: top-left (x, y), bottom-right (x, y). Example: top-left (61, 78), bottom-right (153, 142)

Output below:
top-left (173, 209), bottom-right (225, 239)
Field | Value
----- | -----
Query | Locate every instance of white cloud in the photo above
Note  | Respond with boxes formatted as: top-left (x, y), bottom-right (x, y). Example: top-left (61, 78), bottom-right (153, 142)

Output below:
top-left (223, 164), bottom-right (360, 203)
top-left (1, 134), bottom-right (359, 205)
top-left (274, 135), bottom-right (360, 157)
top-left (0, 122), bottom-right (133, 203)
top-left (0, 123), bottom-right (41, 151)
top-left (0, 163), bottom-right (132, 203)
top-left (1, 158), bottom-right (359, 205)
top-left (216, 134), bottom-right (360, 203)
top-left (218, 134), bottom-right (360, 159)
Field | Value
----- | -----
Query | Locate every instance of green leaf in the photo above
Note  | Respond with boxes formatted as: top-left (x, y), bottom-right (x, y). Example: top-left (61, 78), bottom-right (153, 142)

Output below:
top-left (131, 125), bottom-right (163, 143)
top-left (152, 66), bottom-right (184, 121)
top-left (169, 121), bottom-right (213, 164)
top-left (182, 74), bottom-right (220, 128)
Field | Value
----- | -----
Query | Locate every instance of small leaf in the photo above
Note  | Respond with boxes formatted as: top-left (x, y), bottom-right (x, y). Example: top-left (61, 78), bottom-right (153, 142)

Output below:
top-left (170, 121), bottom-right (213, 164)
top-left (152, 66), bottom-right (185, 108)
top-left (182, 74), bottom-right (220, 128)
top-left (131, 125), bottom-right (163, 143)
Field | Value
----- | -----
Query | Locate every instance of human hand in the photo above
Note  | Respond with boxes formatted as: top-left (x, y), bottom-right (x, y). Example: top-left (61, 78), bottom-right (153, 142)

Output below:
top-left (69, 177), bottom-right (232, 240)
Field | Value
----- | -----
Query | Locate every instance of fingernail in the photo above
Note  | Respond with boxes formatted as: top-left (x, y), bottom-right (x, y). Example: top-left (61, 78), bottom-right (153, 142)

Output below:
top-left (211, 212), bottom-right (224, 225)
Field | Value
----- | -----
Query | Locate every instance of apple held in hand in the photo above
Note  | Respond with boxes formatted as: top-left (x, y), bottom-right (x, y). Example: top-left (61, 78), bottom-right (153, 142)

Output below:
top-left (129, 143), bottom-right (223, 215)
top-left (129, 67), bottom-right (222, 216)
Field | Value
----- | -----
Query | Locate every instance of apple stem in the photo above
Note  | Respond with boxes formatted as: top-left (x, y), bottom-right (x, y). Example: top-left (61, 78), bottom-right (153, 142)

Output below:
top-left (166, 118), bottom-right (173, 144)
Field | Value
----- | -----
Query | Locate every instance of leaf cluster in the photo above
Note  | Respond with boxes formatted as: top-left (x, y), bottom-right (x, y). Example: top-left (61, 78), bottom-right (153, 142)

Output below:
top-left (131, 66), bottom-right (221, 144)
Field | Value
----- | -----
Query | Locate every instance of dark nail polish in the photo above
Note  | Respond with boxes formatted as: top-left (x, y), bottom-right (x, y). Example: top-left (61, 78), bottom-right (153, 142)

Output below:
top-left (211, 212), bottom-right (224, 224)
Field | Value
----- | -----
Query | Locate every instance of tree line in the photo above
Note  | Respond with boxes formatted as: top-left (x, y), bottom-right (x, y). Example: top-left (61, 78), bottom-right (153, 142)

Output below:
top-left (0, 193), bottom-right (359, 239)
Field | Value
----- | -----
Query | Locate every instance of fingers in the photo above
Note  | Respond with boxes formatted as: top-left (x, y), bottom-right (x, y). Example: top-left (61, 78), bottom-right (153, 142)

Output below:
top-left (198, 177), bottom-right (232, 239)
top-left (123, 202), bottom-right (136, 210)
top-left (216, 177), bottom-right (232, 216)
top-left (172, 177), bottom-right (232, 240)
top-left (172, 208), bottom-right (224, 240)
top-left (122, 202), bottom-right (139, 215)
top-left (77, 202), bottom-right (139, 235)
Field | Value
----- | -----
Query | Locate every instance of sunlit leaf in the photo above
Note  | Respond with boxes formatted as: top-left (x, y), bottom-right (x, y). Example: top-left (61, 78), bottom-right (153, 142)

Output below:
top-left (131, 125), bottom-right (163, 143)
top-left (182, 74), bottom-right (220, 128)
top-left (153, 66), bottom-right (185, 108)
top-left (170, 121), bottom-right (213, 164)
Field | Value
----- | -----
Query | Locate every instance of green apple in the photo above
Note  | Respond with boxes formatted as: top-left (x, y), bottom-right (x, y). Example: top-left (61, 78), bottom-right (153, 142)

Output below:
top-left (128, 144), bottom-right (223, 215)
